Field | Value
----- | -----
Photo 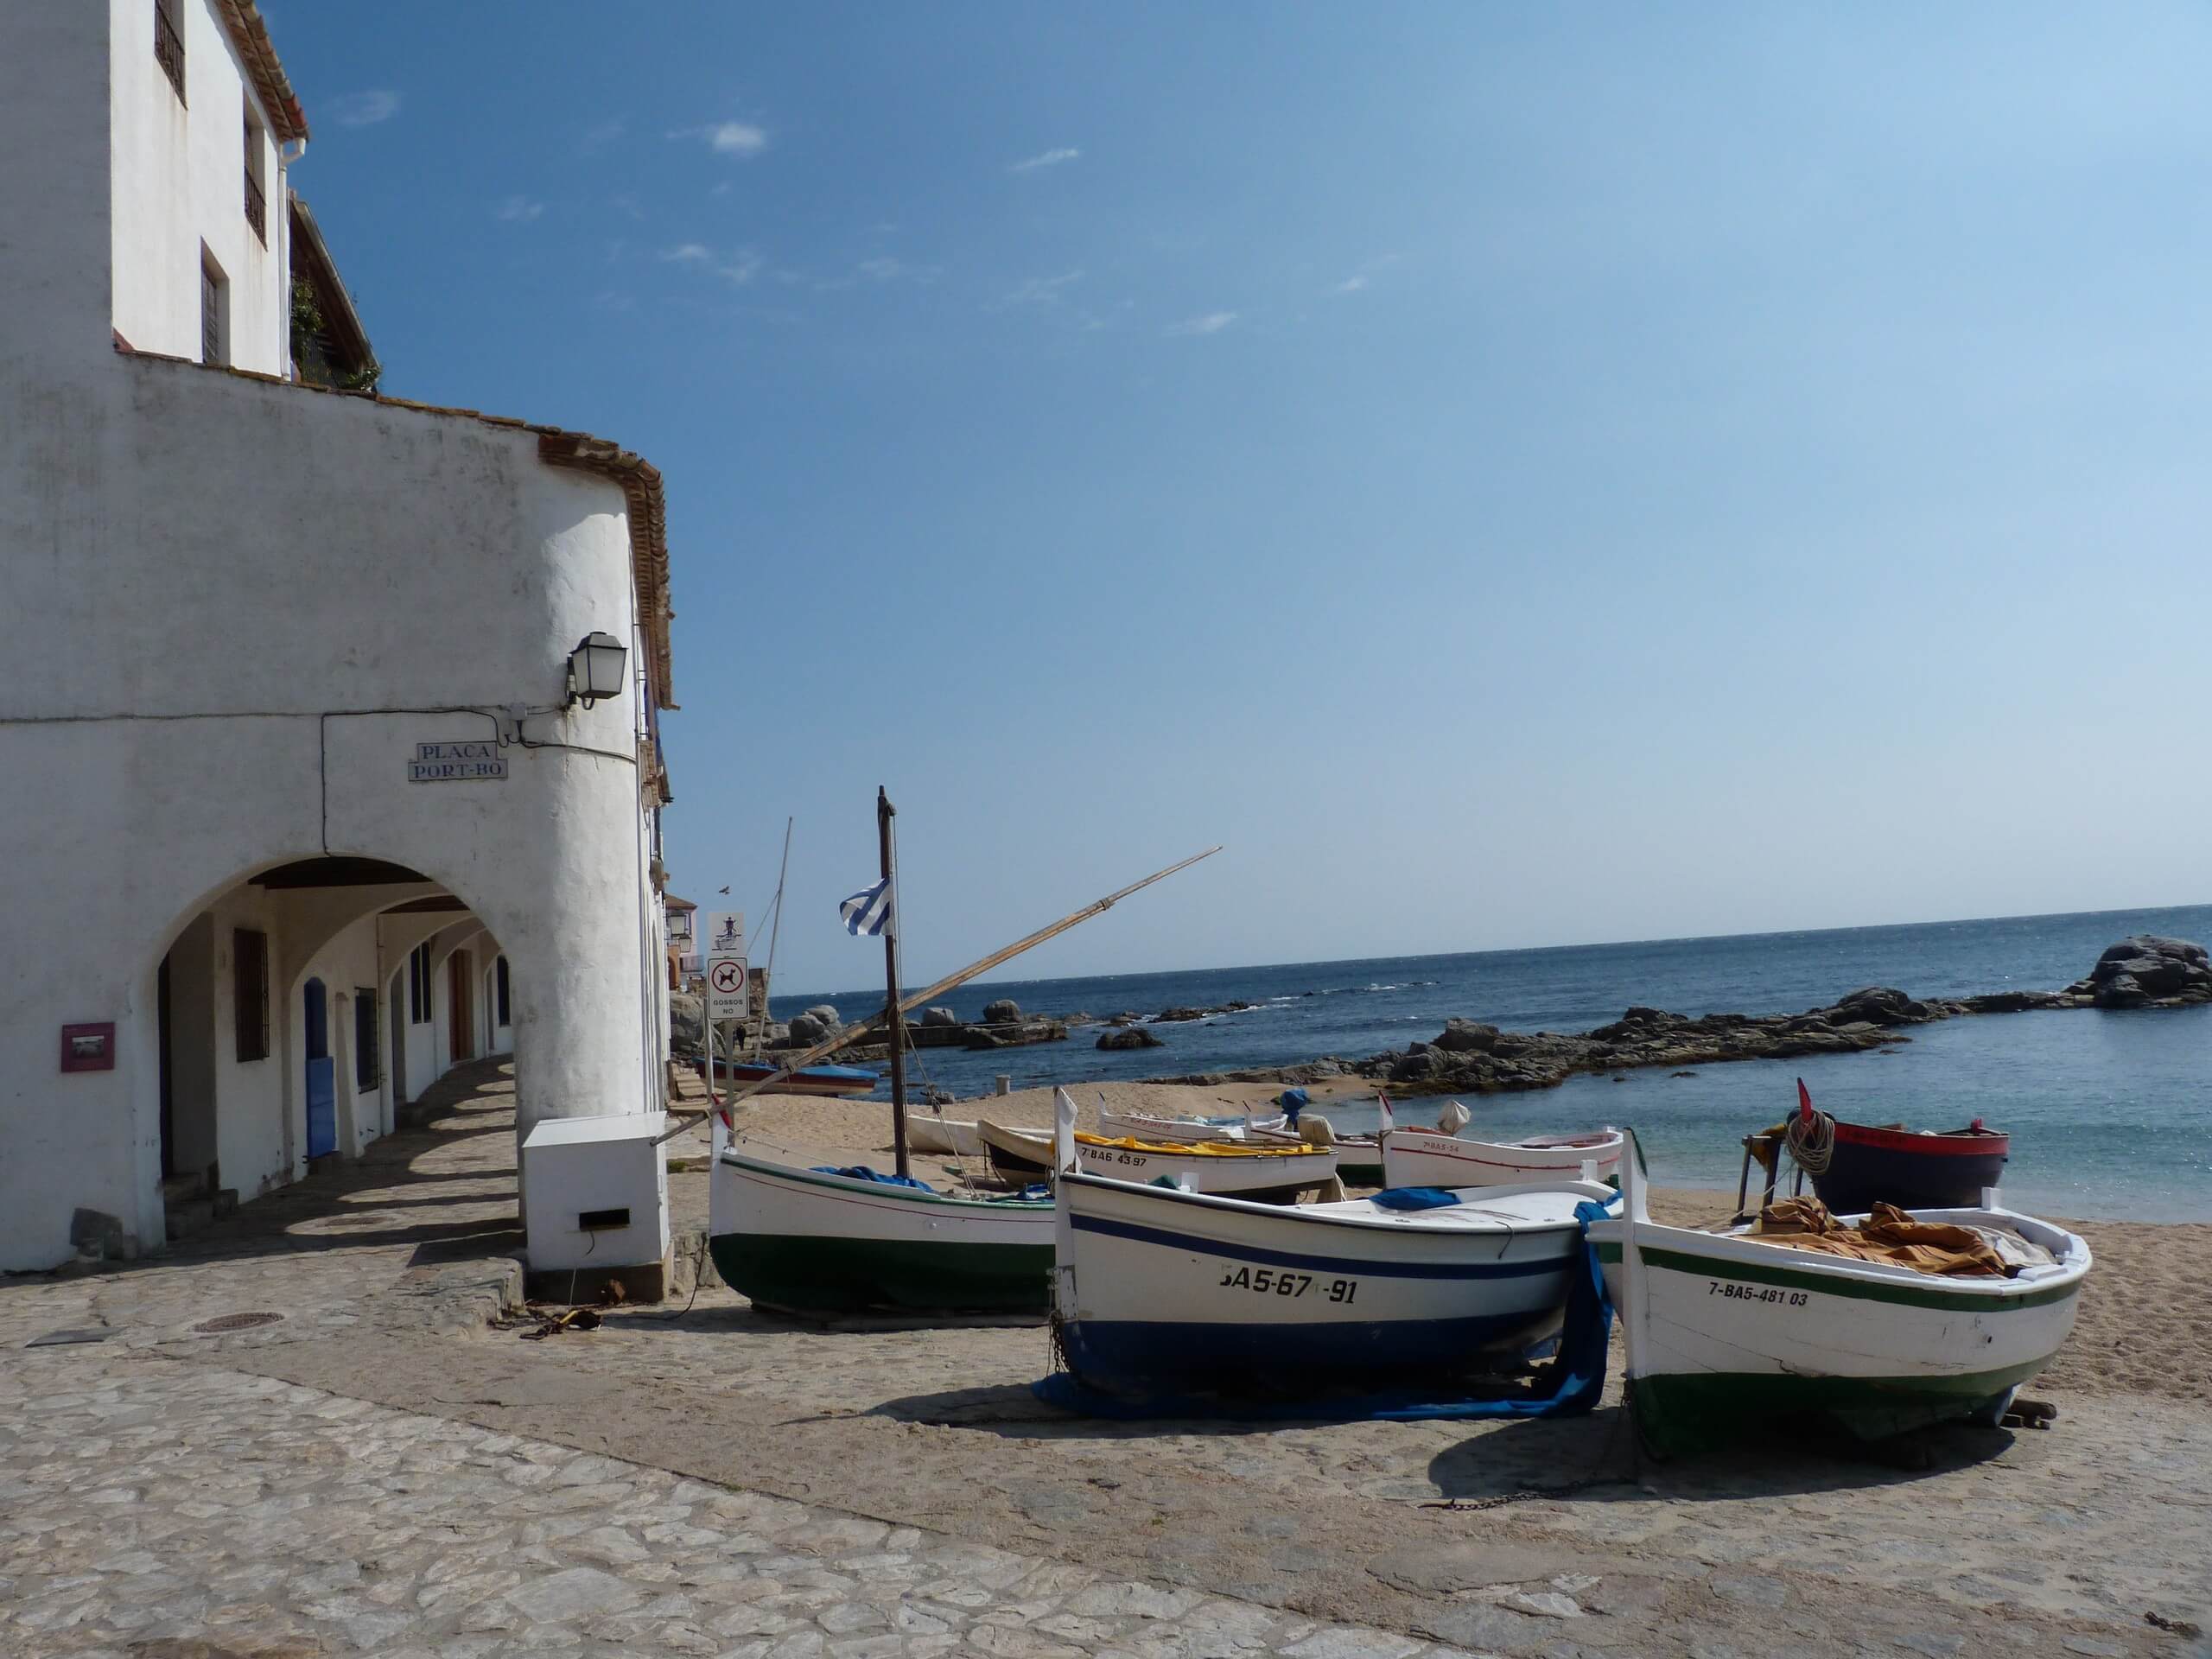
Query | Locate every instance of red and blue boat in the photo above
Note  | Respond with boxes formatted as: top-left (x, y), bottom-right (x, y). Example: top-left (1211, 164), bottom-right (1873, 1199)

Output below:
top-left (1752, 1080), bottom-right (2011, 1214)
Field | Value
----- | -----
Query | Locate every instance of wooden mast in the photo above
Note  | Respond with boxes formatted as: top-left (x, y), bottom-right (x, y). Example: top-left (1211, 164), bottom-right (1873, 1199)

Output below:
top-left (879, 787), bottom-right (910, 1179)
top-left (656, 842), bottom-right (1223, 1145)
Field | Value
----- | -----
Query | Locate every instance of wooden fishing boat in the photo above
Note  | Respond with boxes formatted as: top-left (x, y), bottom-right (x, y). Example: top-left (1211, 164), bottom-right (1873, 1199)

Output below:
top-left (1380, 1125), bottom-right (1624, 1190)
top-left (906, 1114), bottom-right (987, 1159)
top-left (1587, 1130), bottom-right (2090, 1457)
top-left (978, 1118), bottom-right (1338, 1203)
top-left (1051, 1092), bottom-right (1615, 1393)
top-left (711, 1144), bottom-right (1052, 1314)
top-left (1742, 1082), bottom-right (2012, 1216)
top-left (702, 791), bottom-right (1220, 1318)
top-left (712, 1057), bottom-right (880, 1097)
top-left (1095, 1107), bottom-right (1288, 1143)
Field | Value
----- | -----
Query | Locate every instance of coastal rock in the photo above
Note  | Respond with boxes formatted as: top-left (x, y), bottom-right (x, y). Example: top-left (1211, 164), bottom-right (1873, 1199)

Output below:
top-left (981, 998), bottom-right (1021, 1025)
top-left (1957, 989), bottom-right (2077, 1014)
top-left (1154, 1006), bottom-right (1211, 1023)
top-left (1096, 1027), bottom-right (1166, 1051)
top-left (1826, 986), bottom-right (1936, 1027)
top-left (787, 1007), bottom-right (841, 1045)
top-left (2070, 936), bottom-right (2212, 1008)
top-left (1432, 1018), bottom-right (1501, 1054)
top-left (919, 1007), bottom-right (960, 1027)
top-left (668, 993), bottom-right (705, 1058)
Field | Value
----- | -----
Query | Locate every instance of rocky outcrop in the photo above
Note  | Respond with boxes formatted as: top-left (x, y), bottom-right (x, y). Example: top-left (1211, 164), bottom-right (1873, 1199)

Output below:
top-left (669, 993), bottom-right (705, 1058)
top-left (2067, 936), bottom-right (2212, 1009)
top-left (919, 1007), bottom-right (960, 1027)
top-left (982, 998), bottom-right (1021, 1025)
top-left (1152, 1001), bottom-right (1258, 1023)
top-left (1096, 1027), bottom-right (1166, 1051)
top-left (787, 1006), bottom-right (842, 1046)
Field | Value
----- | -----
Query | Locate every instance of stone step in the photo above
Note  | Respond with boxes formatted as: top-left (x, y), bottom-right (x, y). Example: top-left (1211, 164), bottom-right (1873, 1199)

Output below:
top-left (163, 1198), bottom-right (214, 1243)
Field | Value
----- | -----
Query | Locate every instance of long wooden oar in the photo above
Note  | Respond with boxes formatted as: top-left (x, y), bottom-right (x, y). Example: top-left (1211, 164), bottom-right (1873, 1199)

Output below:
top-left (655, 844), bottom-right (1222, 1144)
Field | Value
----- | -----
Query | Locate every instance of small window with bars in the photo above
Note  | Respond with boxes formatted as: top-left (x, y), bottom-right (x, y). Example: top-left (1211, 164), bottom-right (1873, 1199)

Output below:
top-left (200, 248), bottom-right (228, 365)
top-left (408, 944), bottom-right (433, 1026)
top-left (244, 113), bottom-right (267, 244)
top-left (233, 929), bottom-right (270, 1062)
top-left (154, 0), bottom-right (185, 101)
top-left (353, 988), bottom-right (380, 1090)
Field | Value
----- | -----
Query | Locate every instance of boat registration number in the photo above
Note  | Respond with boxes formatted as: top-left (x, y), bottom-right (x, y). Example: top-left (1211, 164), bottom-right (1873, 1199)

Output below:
top-left (1709, 1280), bottom-right (1809, 1306)
top-left (1218, 1267), bottom-right (1358, 1303)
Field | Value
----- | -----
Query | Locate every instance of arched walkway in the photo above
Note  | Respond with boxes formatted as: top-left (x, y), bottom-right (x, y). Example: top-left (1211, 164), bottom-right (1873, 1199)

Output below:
top-left (143, 856), bottom-right (510, 1248)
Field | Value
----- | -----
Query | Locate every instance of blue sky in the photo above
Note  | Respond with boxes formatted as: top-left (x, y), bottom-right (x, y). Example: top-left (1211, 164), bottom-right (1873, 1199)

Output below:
top-left (270, 3), bottom-right (2212, 994)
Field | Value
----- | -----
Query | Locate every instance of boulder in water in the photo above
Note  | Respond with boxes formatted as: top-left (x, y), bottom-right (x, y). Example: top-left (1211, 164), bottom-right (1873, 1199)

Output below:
top-left (2070, 936), bottom-right (2212, 1008)
top-left (1096, 1027), bottom-right (1166, 1051)
top-left (1432, 1018), bottom-right (1500, 1054)
top-left (982, 997), bottom-right (1021, 1025)
top-left (919, 1006), bottom-right (960, 1027)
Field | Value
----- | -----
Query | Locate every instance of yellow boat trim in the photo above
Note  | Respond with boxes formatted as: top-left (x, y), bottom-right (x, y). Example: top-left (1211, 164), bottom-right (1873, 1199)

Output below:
top-left (1071, 1132), bottom-right (1330, 1160)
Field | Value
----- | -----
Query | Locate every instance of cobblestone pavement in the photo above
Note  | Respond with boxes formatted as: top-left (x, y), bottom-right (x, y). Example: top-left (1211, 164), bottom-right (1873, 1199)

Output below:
top-left (0, 1353), bottom-right (1506, 1659)
top-left (1, 1062), bottom-right (2203, 1658)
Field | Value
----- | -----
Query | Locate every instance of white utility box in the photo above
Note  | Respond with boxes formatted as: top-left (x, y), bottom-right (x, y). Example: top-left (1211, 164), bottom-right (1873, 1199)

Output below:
top-left (520, 1111), bottom-right (671, 1296)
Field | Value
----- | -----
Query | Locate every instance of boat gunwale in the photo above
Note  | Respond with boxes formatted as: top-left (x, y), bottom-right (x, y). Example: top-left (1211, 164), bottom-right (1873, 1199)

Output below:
top-left (1061, 1166), bottom-right (1615, 1237)
top-left (1587, 1210), bottom-right (2091, 1307)
top-left (719, 1147), bottom-right (1054, 1212)
top-left (1827, 1119), bottom-right (2012, 1157)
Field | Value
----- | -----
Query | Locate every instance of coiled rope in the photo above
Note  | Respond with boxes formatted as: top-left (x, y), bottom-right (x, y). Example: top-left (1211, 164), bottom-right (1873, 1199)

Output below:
top-left (1786, 1103), bottom-right (1836, 1177)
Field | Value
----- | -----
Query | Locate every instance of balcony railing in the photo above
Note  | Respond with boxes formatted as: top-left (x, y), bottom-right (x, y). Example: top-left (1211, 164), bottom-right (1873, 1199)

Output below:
top-left (245, 168), bottom-right (266, 244)
top-left (154, 5), bottom-right (185, 99)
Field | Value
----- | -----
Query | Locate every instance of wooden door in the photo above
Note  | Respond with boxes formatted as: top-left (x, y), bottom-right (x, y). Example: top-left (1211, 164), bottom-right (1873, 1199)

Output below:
top-left (303, 978), bottom-right (336, 1159)
top-left (448, 949), bottom-right (473, 1061)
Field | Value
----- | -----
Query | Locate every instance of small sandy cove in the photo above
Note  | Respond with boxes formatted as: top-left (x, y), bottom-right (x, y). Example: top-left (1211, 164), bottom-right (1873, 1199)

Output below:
top-left (724, 1077), bottom-right (2209, 1413)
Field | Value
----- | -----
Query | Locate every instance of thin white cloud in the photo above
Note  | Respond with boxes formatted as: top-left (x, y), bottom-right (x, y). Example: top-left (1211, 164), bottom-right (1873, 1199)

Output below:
top-left (662, 243), bottom-right (713, 264)
top-left (1332, 253), bottom-right (1402, 296)
top-left (719, 251), bottom-right (765, 285)
top-left (579, 117), bottom-right (626, 155)
top-left (1165, 310), bottom-right (1237, 337)
top-left (1010, 147), bottom-right (1081, 174)
top-left (856, 257), bottom-right (906, 282)
top-left (328, 89), bottom-right (400, 128)
top-left (670, 121), bottom-right (769, 157)
top-left (1001, 270), bottom-right (1084, 308)
top-left (495, 195), bottom-right (545, 223)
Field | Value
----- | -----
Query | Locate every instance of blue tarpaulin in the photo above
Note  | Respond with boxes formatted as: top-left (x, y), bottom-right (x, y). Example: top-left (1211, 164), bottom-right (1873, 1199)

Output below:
top-left (1031, 1199), bottom-right (1616, 1423)
top-left (1370, 1186), bottom-right (1463, 1211)
top-left (811, 1166), bottom-right (933, 1192)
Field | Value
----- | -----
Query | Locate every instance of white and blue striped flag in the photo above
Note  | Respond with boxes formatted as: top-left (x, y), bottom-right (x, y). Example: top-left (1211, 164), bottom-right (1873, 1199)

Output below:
top-left (840, 875), bottom-right (893, 938)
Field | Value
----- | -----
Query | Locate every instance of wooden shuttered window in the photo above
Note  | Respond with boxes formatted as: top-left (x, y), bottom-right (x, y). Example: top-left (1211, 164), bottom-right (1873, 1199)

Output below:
top-left (353, 988), bottom-right (379, 1090)
top-left (232, 929), bottom-right (269, 1061)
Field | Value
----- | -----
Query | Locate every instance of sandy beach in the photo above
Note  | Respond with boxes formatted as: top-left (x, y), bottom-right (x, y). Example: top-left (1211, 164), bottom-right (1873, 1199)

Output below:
top-left (706, 1079), bottom-right (2212, 1412)
top-left (12, 1059), bottom-right (2199, 1657)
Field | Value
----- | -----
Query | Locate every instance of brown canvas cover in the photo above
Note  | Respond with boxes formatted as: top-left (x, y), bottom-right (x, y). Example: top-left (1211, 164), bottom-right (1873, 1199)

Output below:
top-left (1751, 1198), bottom-right (2017, 1278)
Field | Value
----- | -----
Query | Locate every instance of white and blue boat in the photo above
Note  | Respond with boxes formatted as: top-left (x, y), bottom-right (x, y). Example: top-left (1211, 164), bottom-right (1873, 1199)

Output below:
top-left (1048, 1090), bottom-right (1615, 1395)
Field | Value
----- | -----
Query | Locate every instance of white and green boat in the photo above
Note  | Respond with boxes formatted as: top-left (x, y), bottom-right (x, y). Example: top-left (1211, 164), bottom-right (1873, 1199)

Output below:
top-left (709, 1141), bottom-right (1053, 1315)
top-left (1587, 1132), bottom-right (2091, 1457)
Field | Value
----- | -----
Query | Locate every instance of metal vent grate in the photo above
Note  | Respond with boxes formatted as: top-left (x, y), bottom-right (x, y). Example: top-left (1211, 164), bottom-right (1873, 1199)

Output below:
top-left (192, 1312), bottom-right (284, 1334)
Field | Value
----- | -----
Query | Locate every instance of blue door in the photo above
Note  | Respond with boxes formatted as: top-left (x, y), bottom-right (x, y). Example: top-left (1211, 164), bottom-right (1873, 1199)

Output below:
top-left (303, 978), bottom-right (337, 1159)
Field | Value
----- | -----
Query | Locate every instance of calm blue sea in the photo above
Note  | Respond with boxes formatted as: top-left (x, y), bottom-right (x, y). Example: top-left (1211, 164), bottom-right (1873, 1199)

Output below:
top-left (772, 904), bottom-right (2212, 1221)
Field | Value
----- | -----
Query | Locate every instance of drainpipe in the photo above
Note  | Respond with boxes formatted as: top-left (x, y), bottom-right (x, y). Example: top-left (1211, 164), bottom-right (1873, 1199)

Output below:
top-left (277, 139), bottom-right (306, 378)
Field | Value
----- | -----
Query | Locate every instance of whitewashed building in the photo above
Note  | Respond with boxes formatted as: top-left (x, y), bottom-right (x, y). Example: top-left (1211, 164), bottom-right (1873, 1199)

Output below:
top-left (0, 2), bottom-right (683, 1269)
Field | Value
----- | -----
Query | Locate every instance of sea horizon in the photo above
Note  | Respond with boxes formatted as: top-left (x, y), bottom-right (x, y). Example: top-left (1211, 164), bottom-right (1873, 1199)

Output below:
top-left (777, 897), bottom-right (2212, 1007)
top-left (762, 899), bottom-right (2212, 1221)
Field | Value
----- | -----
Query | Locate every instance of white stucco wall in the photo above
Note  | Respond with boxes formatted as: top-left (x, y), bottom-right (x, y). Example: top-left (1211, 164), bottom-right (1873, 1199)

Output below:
top-left (0, 348), bottom-right (664, 1269)
top-left (109, 0), bottom-right (289, 372)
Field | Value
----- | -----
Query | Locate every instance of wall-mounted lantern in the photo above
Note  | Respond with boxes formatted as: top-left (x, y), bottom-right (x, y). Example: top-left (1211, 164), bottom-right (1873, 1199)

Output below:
top-left (565, 631), bottom-right (627, 709)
